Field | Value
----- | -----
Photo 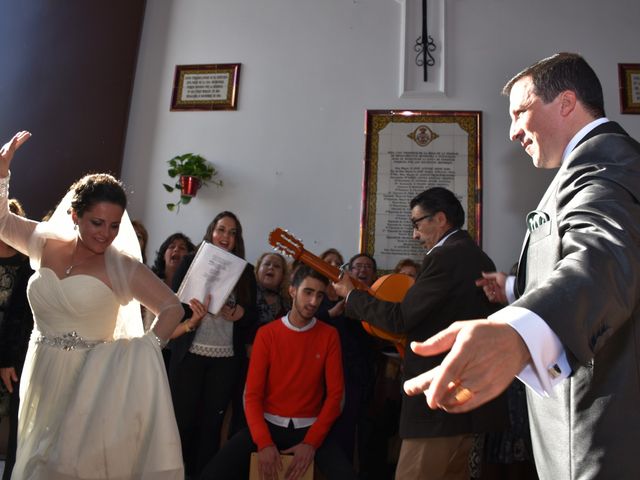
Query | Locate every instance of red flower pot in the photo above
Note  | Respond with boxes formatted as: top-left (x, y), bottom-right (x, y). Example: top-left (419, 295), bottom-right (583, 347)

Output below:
top-left (180, 175), bottom-right (201, 197)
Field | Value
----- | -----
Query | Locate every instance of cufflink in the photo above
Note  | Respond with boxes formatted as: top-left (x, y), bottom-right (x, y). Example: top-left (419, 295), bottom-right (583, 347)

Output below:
top-left (548, 363), bottom-right (562, 379)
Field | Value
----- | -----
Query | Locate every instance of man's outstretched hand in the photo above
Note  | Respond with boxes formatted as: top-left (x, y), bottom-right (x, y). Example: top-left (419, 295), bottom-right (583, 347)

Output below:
top-left (403, 319), bottom-right (530, 412)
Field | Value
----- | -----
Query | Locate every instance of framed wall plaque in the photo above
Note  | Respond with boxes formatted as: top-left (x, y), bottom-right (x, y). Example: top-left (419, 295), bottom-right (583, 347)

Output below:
top-left (618, 63), bottom-right (640, 114)
top-left (170, 63), bottom-right (241, 111)
top-left (360, 110), bottom-right (482, 271)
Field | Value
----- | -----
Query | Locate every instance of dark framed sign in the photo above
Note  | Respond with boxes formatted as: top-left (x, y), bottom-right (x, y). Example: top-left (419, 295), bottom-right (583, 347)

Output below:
top-left (618, 63), bottom-right (640, 114)
top-left (170, 63), bottom-right (241, 111)
top-left (360, 110), bottom-right (482, 271)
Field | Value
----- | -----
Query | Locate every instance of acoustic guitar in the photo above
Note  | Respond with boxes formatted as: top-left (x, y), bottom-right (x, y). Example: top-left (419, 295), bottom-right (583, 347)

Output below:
top-left (268, 227), bottom-right (412, 357)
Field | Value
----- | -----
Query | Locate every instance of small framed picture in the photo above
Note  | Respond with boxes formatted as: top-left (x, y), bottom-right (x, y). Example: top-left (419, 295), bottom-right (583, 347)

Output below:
top-left (170, 63), bottom-right (241, 111)
top-left (618, 63), bottom-right (640, 114)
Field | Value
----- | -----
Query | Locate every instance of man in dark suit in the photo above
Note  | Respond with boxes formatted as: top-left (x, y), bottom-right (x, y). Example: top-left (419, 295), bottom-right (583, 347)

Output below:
top-left (404, 53), bottom-right (640, 479)
top-left (334, 187), bottom-right (507, 480)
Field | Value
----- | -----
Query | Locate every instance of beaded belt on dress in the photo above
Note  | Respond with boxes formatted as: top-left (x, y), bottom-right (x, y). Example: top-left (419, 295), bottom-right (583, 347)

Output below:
top-left (36, 331), bottom-right (107, 351)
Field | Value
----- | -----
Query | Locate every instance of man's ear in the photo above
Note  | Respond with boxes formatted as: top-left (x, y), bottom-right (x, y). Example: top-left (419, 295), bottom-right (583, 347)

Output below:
top-left (289, 284), bottom-right (296, 300)
top-left (71, 210), bottom-right (79, 226)
top-left (434, 211), bottom-right (448, 227)
top-left (559, 90), bottom-right (577, 117)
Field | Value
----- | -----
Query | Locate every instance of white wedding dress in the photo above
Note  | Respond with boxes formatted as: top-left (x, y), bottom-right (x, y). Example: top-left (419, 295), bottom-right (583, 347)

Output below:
top-left (11, 268), bottom-right (183, 479)
top-left (0, 174), bottom-right (184, 480)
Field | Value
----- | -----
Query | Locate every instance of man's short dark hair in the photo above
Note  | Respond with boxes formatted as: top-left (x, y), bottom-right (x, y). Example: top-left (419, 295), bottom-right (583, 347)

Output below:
top-left (410, 187), bottom-right (465, 229)
top-left (502, 52), bottom-right (605, 118)
top-left (291, 264), bottom-right (329, 288)
top-left (348, 253), bottom-right (377, 273)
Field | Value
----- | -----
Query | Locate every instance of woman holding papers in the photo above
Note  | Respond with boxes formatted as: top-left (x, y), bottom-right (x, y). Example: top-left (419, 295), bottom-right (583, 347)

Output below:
top-left (169, 210), bottom-right (257, 478)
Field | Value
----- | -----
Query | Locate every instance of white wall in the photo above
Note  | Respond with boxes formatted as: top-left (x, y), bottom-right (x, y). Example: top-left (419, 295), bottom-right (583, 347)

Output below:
top-left (121, 0), bottom-right (640, 271)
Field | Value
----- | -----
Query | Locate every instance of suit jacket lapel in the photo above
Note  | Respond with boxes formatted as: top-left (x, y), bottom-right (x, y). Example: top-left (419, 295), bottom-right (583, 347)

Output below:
top-left (514, 121), bottom-right (626, 297)
top-left (515, 166), bottom-right (562, 297)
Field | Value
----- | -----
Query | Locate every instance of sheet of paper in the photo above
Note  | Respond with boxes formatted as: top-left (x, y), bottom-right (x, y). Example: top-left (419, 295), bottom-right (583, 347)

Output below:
top-left (177, 241), bottom-right (247, 315)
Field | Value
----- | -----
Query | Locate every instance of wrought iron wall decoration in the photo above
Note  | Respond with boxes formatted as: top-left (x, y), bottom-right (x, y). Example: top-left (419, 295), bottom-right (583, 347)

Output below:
top-left (414, 0), bottom-right (437, 82)
top-left (397, 0), bottom-right (445, 97)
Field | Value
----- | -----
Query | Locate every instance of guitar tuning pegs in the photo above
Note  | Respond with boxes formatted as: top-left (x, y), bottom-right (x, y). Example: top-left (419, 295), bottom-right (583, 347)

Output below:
top-left (268, 227), bottom-right (304, 259)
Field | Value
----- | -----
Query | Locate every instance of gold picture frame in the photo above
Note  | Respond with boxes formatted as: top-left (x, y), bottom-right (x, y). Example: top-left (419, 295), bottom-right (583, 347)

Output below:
top-left (170, 63), bottom-right (241, 111)
top-left (618, 63), bottom-right (640, 114)
top-left (361, 110), bottom-right (482, 271)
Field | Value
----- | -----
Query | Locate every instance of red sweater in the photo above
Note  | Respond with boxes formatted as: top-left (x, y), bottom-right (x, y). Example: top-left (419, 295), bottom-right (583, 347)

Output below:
top-left (245, 317), bottom-right (344, 450)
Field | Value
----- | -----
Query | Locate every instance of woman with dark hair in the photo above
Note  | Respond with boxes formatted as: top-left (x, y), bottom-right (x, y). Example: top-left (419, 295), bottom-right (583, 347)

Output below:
top-left (0, 131), bottom-right (185, 478)
top-left (318, 248), bottom-right (345, 320)
top-left (0, 198), bottom-right (34, 480)
top-left (151, 232), bottom-right (196, 289)
top-left (147, 232), bottom-right (196, 366)
top-left (169, 211), bottom-right (258, 478)
top-left (254, 251), bottom-right (290, 326)
top-left (131, 219), bottom-right (148, 264)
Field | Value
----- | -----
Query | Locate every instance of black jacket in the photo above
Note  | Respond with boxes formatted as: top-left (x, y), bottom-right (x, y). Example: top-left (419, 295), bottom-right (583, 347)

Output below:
top-left (346, 230), bottom-right (508, 438)
top-left (0, 253), bottom-right (34, 374)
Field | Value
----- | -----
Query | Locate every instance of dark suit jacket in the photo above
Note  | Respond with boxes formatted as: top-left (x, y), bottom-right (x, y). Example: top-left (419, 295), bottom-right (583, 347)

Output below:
top-left (513, 121), bottom-right (640, 479)
top-left (346, 230), bottom-right (508, 438)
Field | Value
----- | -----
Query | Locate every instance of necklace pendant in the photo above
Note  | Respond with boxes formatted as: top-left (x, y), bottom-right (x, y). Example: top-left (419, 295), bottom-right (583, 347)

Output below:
top-left (65, 265), bottom-right (73, 276)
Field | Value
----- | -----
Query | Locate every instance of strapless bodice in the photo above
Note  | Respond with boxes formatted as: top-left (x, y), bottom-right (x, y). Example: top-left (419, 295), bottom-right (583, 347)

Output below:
top-left (27, 267), bottom-right (120, 340)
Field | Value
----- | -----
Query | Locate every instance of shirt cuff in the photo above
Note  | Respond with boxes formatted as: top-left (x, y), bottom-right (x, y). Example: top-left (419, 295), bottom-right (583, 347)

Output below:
top-left (345, 289), bottom-right (356, 303)
top-left (505, 275), bottom-right (517, 304)
top-left (489, 306), bottom-right (571, 397)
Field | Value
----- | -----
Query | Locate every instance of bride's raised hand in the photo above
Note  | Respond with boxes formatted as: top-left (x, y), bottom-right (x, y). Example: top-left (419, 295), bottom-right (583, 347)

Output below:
top-left (0, 131), bottom-right (31, 177)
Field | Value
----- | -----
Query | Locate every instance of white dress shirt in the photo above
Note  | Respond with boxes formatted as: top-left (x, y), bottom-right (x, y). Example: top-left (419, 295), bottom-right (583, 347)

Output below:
top-left (495, 117), bottom-right (609, 397)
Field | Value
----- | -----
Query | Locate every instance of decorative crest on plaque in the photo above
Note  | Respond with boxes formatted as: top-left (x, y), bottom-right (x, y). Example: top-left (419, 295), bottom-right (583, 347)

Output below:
top-left (407, 125), bottom-right (438, 146)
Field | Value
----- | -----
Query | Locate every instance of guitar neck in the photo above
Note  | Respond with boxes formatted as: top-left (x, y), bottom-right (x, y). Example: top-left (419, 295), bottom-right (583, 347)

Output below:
top-left (297, 250), bottom-right (374, 294)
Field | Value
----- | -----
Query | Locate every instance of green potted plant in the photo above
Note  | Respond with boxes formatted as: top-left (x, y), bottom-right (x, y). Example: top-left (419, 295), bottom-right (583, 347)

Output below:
top-left (163, 153), bottom-right (223, 211)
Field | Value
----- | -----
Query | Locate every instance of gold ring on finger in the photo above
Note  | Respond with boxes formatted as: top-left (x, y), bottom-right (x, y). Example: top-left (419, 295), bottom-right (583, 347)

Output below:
top-left (454, 385), bottom-right (473, 403)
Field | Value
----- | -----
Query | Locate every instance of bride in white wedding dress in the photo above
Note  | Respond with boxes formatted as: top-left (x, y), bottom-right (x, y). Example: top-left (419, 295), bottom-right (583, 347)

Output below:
top-left (0, 131), bottom-right (186, 479)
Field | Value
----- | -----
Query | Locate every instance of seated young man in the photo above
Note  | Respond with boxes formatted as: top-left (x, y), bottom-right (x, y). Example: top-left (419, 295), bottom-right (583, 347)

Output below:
top-left (198, 265), bottom-right (357, 480)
